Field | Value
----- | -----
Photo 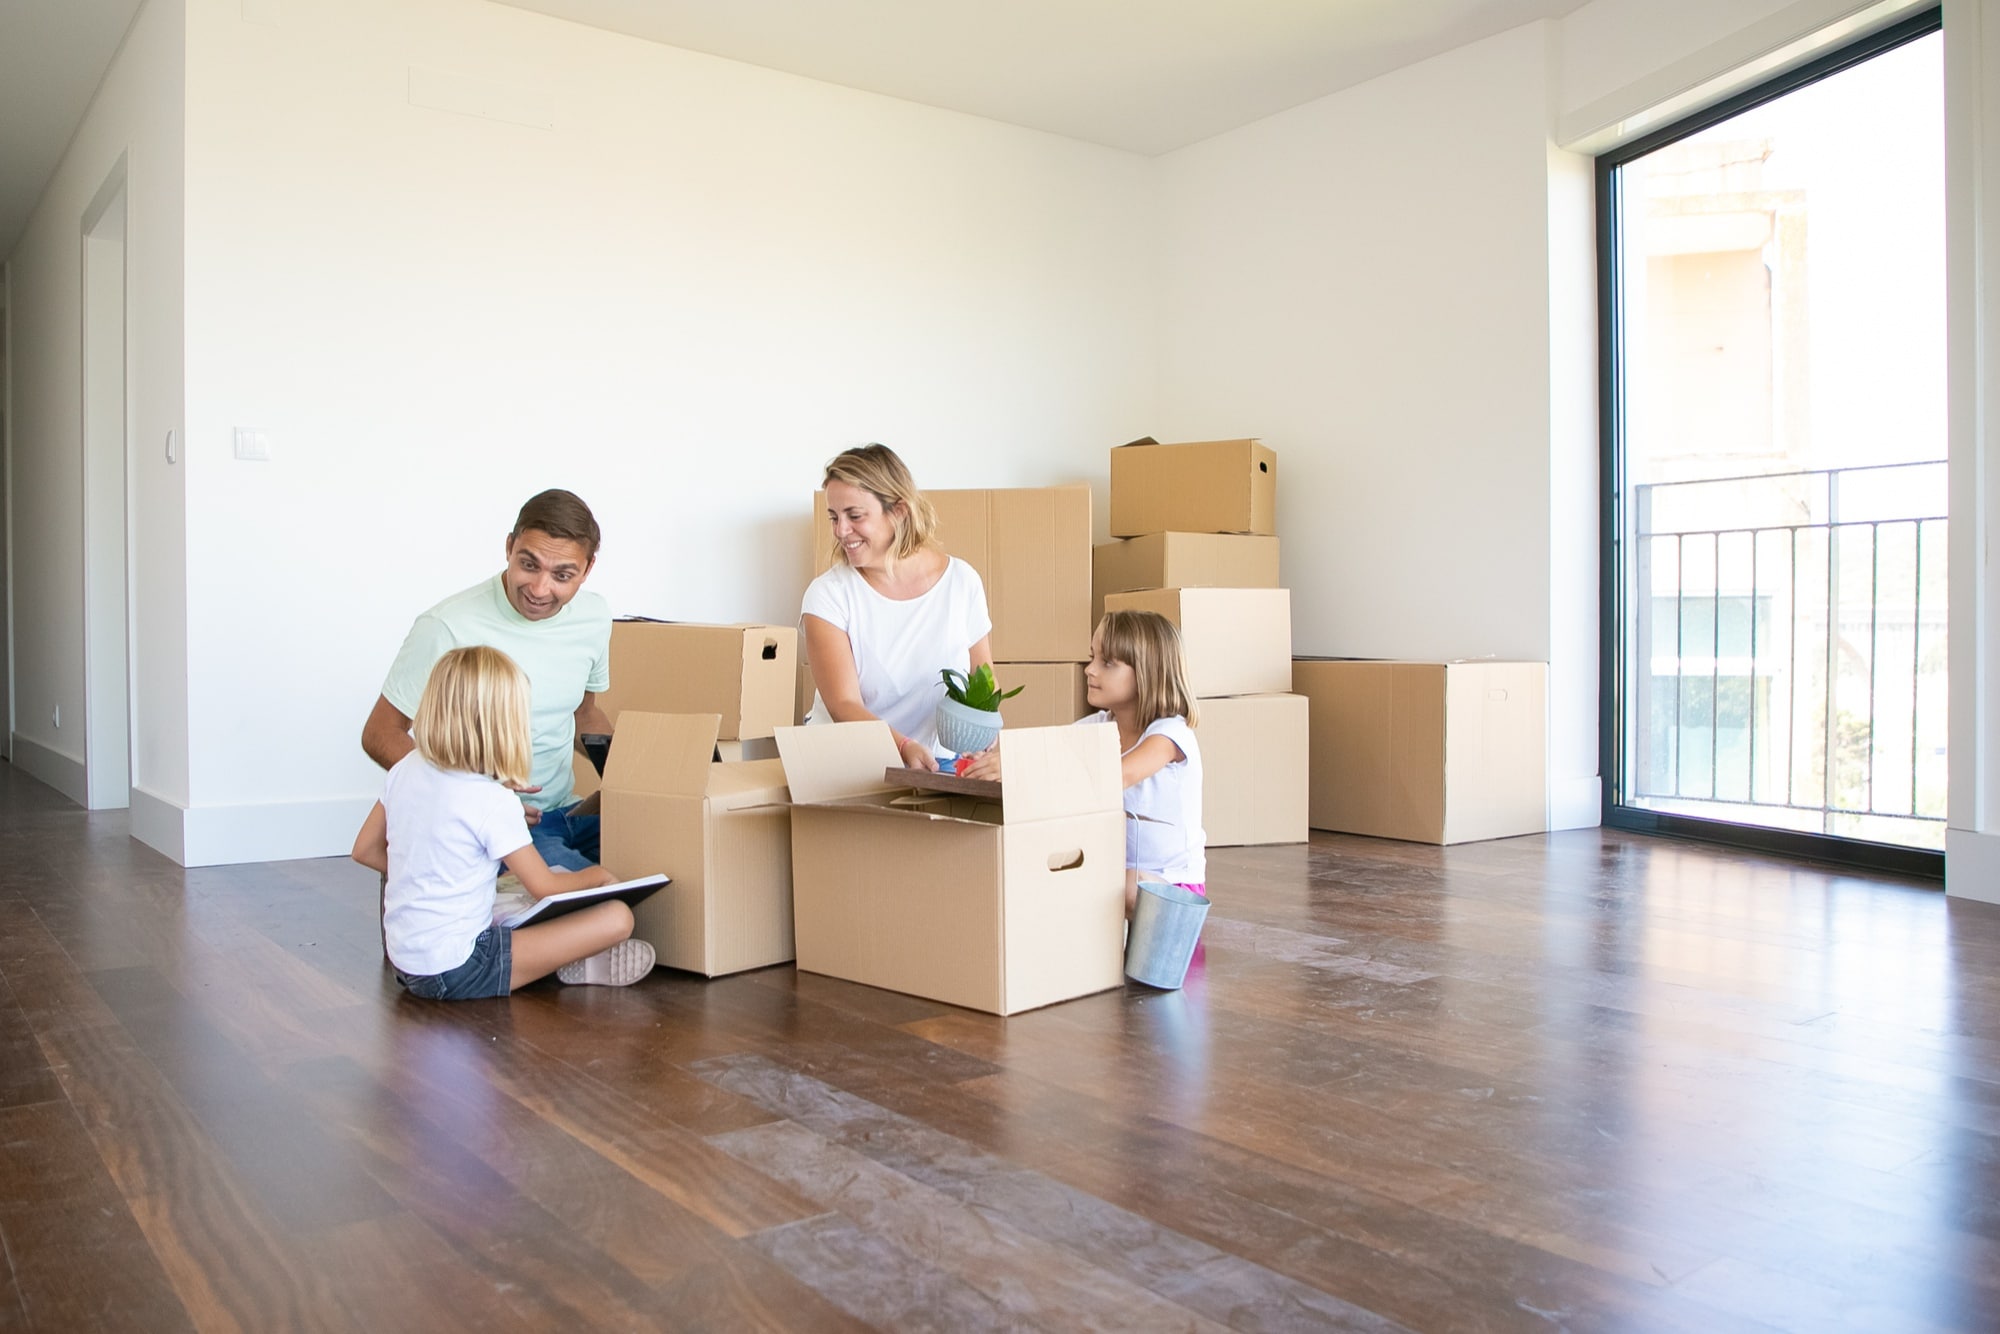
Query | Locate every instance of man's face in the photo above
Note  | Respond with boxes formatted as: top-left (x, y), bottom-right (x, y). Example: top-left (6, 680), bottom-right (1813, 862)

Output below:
top-left (503, 528), bottom-right (595, 621)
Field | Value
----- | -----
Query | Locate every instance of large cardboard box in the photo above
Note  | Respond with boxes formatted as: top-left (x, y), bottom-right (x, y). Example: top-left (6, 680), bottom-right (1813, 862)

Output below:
top-left (598, 712), bottom-right (796, 977)
top-left (996, 662), bottom-right (1088, 729)
top-left (1102, 588), bottom-right (1292, 698)
top-left (775, 720), bottom-right (1126, 1015)
top-left (601, 620), bottom-right (799, 740)
top-left (812, 485), bottom-right (1092, 661)
top-left (1109, 437), bottom-right (1277, 537)
top-left (1194, 693), bottom-right (1309, 847)
top-left (1092, 532), bottom-right (1281, 624)
top-left (1292, 659), bottom-right (1546, 844)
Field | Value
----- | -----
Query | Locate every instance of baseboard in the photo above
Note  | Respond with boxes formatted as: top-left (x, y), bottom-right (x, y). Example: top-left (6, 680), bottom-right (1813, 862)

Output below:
top-left (1549, 775), bottom-right (1602, 832)
top-left (129, 791), bottom-right (377, 867)
top-left (9, 733), bottom-right (87, 806)
top-left (1946, 828), bottom-right (2000, 905)
top-left (128, 786), bottom-right (187, 863)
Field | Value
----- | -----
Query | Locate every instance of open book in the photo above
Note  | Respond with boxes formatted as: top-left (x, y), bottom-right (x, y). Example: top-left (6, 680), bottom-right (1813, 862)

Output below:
top-left (495, 873), bottom-right (669, 929)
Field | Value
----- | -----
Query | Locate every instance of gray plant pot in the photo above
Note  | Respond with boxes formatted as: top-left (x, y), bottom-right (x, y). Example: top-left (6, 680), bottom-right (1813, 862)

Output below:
top-left (936, 696), bottom-right (1003, 756)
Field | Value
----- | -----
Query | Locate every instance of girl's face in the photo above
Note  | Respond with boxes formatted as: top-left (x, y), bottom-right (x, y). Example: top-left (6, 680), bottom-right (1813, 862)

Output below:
top-left (1084, 630), bottom-right (1138, 712)
top-left (826, 480), bottom-right (903, 570)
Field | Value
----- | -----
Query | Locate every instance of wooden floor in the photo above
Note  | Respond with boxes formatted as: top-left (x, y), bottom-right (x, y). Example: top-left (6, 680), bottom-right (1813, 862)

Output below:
top-left (1, 763), bottom-right (1996, 1333)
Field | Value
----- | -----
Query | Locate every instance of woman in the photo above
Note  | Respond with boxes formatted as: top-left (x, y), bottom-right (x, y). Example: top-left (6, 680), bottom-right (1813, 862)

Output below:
top-left (802, 444), bottom-right (994, 772)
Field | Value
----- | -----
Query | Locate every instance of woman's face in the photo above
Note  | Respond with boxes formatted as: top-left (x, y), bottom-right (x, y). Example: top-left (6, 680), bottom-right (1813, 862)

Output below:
top-left (826, 480), bottom-right (902, 569)
top-left (1084, 629), bottom-right (1138, 711)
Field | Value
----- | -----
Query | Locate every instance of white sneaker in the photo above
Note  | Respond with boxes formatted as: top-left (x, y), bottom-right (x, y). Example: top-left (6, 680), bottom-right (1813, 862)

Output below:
top-left (557, 938), bottom-right (656, 987)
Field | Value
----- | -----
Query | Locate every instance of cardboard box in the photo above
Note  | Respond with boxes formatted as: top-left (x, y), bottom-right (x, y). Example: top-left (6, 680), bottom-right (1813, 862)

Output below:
top-left (812, 485), bottom-right (1092, 661)
top-left (775, 720), bottom-right (1126, 1015)
top-left (1092, 532), bottom-right (1281, 624)
top-left (996, 662), bottom-right (1088, 730)
top-left (598, 712), bottom-right (796, 977)
top-left (1110, 437), bottom-right (1276, 537)
top-left (1194, 693), bottom-right (1309, 846)
top-left (570, 733), bottom-right (777, 803)
top-left (1292, 659), bottom-right (1546, 844)
top-left (600, 620), bottom-right (799, 740)
top-left (1101, 588), bottom-right (1292, 698)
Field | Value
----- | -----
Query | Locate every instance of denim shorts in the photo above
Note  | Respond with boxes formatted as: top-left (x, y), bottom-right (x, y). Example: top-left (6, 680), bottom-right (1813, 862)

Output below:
top-left (396, 924), bottom-right (513, 1000)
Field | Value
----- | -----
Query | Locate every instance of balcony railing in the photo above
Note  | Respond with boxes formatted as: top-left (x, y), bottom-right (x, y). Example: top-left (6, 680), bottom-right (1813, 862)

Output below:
top-left (1628, 461), bottom-right (1947, 849)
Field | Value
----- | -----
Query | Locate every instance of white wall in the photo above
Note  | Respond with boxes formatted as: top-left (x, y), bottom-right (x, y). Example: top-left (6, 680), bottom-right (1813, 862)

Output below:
top-left (2, 0), bottom-right (185, 816)
top-left (1156, 22), bottom-right (1605, 827)
top-left (176, 0), bottom-right (1156, 861)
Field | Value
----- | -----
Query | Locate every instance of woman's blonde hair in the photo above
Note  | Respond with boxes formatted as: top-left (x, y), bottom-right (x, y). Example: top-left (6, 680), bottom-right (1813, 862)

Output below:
top-left (1095, 609), bottom-right (1199, 729)
top-left (823, 443), bottom-right (939, 565)
top-left (411, 646), bottom-right (534, 788)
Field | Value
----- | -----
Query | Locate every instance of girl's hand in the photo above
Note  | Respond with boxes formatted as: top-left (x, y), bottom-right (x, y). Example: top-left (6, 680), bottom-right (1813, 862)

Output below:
top-left (959, 749), bottom-right (1001, 782)
top-left (897, 735), bottom-right (940, 772)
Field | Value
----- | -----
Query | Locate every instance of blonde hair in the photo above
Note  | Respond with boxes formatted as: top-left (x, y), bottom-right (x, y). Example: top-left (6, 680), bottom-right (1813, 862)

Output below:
top-left (412, 646), bottom-right (534, 788)
top-left (1095, 610), bottom-right (1199, 729)
top-left (823, 443), bottom-right (939, 565)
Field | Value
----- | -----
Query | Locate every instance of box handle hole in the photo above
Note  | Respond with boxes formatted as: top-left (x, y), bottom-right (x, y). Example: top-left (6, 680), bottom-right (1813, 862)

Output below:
top-left (761, 640), bottom-right (779, 660)
top-left (1047, 849), bottom-right (1085, 872)
top-left (1258, 460), bottom-right (1269, 473)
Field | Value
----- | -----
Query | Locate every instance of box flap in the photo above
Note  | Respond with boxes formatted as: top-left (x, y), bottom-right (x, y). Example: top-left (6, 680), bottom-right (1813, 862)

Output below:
top-left (773, 722), bottom-right (903, 804)
top-left (997, 722), bottom-right (1121, 823)
top-left (709, 757), bottom-right (791, 809)
top-left (601, 712), bottom-right (723, 798)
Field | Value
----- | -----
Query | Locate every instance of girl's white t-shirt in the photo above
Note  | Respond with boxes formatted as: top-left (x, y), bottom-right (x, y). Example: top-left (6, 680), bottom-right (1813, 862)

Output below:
top-left (1081, 711), bottom-right (1206, 883)
top-left (381, 753), bottom-right (532, 976)
top-left (801, 557), bottom-right (994, 754)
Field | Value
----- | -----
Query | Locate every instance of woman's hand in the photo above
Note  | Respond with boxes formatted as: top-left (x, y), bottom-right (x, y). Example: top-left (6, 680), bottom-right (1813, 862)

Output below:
top-left (959, 748), bottom-right (1001, 782)
top-left (897, 734), bottom-right (940, 772)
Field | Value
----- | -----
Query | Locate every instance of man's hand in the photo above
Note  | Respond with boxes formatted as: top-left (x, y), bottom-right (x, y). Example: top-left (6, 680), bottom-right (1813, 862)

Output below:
top-left (510, 783), bottom-right (544, 826)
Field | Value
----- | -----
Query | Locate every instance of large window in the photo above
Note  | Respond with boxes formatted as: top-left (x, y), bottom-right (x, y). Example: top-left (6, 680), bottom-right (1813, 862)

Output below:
top-left (1599, 12), bottom-right (1945, 872)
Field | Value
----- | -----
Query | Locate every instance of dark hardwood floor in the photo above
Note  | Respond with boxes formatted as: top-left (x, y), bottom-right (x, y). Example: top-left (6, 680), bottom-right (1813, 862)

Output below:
top-left (0, 759), bottom-right (1994, 1332)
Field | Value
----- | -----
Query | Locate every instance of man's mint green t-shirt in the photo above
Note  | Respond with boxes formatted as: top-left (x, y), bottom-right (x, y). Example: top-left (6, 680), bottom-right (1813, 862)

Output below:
top-left (381, 576), bottom-right (611, 811)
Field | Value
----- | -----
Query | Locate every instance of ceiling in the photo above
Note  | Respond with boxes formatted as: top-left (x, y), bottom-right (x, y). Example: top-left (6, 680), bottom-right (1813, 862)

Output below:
top-left (0, 0), bottom-right (144, 265)
top-left (495, 0), bottom-right (1591, 155)
top-left (2, 0), bottom-right (1591, 263)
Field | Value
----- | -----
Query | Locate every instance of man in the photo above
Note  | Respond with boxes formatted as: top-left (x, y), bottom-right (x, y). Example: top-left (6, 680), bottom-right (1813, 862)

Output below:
top-left (363, 489), bottom-right (612, 870)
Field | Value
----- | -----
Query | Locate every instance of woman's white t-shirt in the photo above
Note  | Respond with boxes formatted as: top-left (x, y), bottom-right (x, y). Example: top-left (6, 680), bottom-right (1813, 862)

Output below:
top-left (1081, 711), bottom-right (1206, 884)
top-left (381, 754), bottom-right (532, 976)
top-left (802, 557), bottom-right (994, 754)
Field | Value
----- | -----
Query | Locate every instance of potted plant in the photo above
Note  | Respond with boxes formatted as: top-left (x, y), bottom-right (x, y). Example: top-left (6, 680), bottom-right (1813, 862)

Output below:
top-left (934, 665), bottom-right (1024, 757)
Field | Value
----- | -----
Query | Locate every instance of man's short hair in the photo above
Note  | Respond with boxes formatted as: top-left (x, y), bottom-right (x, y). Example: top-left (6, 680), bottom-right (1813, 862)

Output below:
top-left (511, 489), bottom-right (601, 559)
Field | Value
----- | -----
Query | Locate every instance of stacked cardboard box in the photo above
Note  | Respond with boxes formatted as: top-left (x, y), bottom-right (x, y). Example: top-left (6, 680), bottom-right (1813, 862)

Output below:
top-left (1099, 438), bottom-right (1306, 847)
top-left (806, 485), bottom-right (1094, 733)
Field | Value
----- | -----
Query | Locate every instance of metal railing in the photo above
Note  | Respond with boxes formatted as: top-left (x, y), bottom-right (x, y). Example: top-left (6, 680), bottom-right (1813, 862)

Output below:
top-left (1628, 460), bottom-right (1947, 847)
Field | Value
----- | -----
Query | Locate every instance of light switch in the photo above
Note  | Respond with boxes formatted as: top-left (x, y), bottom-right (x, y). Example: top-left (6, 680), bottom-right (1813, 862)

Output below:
top-left (233, 427), bottom-right (272, 461)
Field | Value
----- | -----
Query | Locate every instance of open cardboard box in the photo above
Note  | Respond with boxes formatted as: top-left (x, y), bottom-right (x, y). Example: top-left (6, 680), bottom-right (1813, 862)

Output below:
top-left (598, 711), bottom-right (796, 977)
top-left (775, 720), bottom-right (1126, 1015)
top-left (1109, 437), bottom-right (1277, 537)
top-left (601, 620), bottom-right (798, 740)
top-left (812, 485), bottom-right (1093, 662)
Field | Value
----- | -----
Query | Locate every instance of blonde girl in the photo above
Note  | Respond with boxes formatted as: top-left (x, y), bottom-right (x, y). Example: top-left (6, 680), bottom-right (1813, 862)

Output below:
top-left (352, 645), bottom-right (653, 998)
top-left (964, 609), bottom-right (1205, 914)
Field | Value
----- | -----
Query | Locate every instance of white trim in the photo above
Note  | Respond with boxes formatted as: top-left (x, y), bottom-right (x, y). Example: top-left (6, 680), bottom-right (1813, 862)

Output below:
top-left (1946, 828), bottom-right (2000, 904)
top-left (1558, 0), bottom-right (1933, 153)
top-left (9, 733), bottom-right (87, 806)
top-left (1550, 776), bottom-right (1603, 831)
top-left (127, 785), bottom-right (185, 863)
top-left (179, 795), bottom-right (377, 868)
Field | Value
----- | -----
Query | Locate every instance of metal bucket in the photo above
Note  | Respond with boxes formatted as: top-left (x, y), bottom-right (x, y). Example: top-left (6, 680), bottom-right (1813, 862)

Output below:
top-left (1124, 881), bottom-right (1210, 989)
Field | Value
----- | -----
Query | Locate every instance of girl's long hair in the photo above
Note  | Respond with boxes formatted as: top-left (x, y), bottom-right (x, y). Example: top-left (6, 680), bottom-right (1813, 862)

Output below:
top-left (1095, 609), bottom-right (1198, 729)
top-left (411, 645), bottom-right (533, 788)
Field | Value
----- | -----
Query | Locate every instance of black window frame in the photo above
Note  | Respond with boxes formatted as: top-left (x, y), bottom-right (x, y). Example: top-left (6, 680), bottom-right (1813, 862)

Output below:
top-left (1596, 6), bottom-right (1946, 880)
